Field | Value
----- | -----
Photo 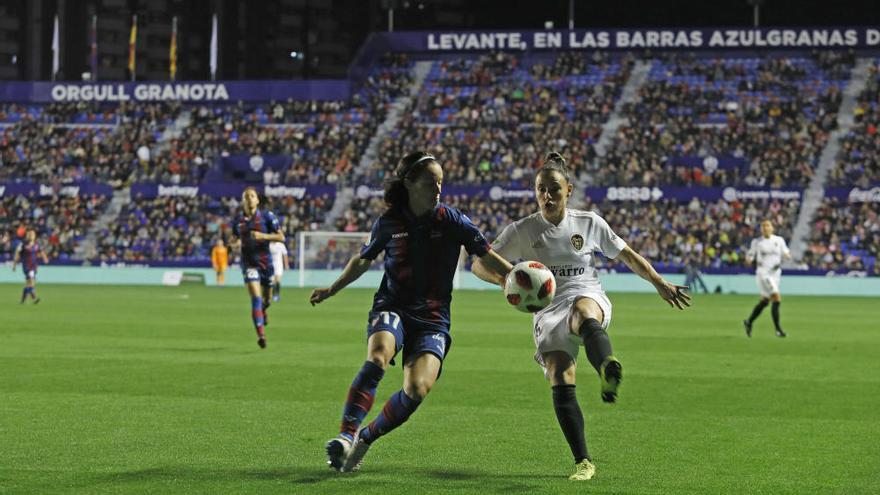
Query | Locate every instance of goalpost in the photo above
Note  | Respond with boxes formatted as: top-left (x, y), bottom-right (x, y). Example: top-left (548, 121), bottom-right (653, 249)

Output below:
top-left (297, 231), bottom-right (467, 288)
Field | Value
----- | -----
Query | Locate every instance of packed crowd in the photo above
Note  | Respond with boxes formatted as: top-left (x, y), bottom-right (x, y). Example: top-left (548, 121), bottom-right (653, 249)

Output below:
top-left (91, 193), bottom-right (333, 266)
top-left (0, 102), bottom-right (180, 185)
top-left (829, 60), bottom-right (880, 187)
top-left (584, 196), bottom-right (799, 271)
top-left (360, 52), bottom-right (632, 187)
top-left (0, 194), bottom-right (109, 262)
top-left (2, 55), bottom-right (411, 187)
top-left (132, 56), bottom-right (411, 185)
top-left (135, 117), bottom-right (376, 185)
top-left (1, 101), bottom-right (124, 124)
top-left (593, 52), bottom-right (852, 187)
top-left (334, 190), bottom-right (800, 273)
top-left (3, 50), bottom-right (876, 274)
top-left (802, 198), bottom-right (880, 274)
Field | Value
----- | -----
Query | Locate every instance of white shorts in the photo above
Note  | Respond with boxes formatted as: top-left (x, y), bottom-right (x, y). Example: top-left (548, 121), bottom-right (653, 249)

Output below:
top-left (272, 264), bottom-right (284, 279)
top-left (532, 292), bottom-right (612, 378)
top-left (756, 272), bottom-right (780, 298)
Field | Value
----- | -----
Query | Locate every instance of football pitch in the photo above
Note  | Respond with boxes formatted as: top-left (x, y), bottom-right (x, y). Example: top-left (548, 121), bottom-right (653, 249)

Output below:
top-left (1, 284), bottom-right (878, 494)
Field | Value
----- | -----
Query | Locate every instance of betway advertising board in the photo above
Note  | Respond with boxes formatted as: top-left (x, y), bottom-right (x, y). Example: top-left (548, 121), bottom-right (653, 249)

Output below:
top-left (130, 183), bottom-right (336, 200)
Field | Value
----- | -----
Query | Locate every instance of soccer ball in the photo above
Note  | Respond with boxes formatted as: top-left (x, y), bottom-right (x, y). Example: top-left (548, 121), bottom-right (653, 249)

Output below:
top-left (504, 261), bottom-right (556, 313)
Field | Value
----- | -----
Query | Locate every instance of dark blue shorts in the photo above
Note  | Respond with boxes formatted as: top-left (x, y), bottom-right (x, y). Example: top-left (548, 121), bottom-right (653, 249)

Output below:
top-left (24, 269), bottom-right (36, 281)
top-left (366, 310), bottom-right (451, 367)
top-left (242, 265), bottom-right (274, 287)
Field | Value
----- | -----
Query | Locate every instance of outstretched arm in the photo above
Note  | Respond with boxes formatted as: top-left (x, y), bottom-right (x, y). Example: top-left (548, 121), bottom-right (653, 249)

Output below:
top-left (11, 250), bottom-right (19, 271)
top-left (253, 231), bottom-right (285, 243)
top-left (472, 250), bottom-right (513, 287)
top-left (309, 254), bottom-right (372, 305)
top-left (472, 251), bottom-right (512, 287)
top-left (615, 246), bottom-right (691, 310)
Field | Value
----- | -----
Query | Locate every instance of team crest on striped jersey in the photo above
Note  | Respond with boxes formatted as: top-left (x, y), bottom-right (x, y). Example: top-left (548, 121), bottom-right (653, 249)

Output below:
top-left (570, 234), bottom-right (584, 251)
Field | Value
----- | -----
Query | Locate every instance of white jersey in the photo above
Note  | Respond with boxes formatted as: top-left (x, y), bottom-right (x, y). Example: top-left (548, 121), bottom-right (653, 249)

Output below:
top-left (269, 241), bottom-right (288, 275)
top-left (747, 235), bottom-right (789, 276)
top-left (492, 208), bottom-right (628, 302)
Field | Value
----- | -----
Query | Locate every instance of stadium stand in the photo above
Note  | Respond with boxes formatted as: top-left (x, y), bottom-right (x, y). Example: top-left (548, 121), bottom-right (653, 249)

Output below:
top-left (0, 194), bottom-right (109, 262)
top-left (92, 193), bottom-right (333, 266)
top-left (3, 50), bottom-right (877, 275)
top-left (359, 51), bottom-right (633, 187)
top-left (132, 54), bottom-right (411, 185)
top-left (803, 197), bottom-right (880, 275)
top-left (595, 52), bottom-right (852, 187)
top-left (0, 102), bottom-right (179, 185)
top-left (829, 60), bottom-right (880, 187)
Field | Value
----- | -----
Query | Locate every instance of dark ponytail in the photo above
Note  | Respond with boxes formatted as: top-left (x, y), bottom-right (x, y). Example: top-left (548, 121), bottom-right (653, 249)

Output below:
top-left (538, 151), bottom-right (572, 183)
top-left (383, 151), bottom-right (437, 210)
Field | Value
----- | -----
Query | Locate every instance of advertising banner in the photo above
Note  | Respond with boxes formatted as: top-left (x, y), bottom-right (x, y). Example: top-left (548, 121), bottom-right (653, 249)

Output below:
top-left (0, 80), bottom-right (350, 103)
top-left (825, 187), bottom-right (880, 202)
top-left (357, 184), bottom-right (535, 201)
top-left (130, 182), bottom-right (336, 200)
top-left (0, 181), bottom-right (113, 197)
top-left (584, 186), bottom-right (803, 202)
top-left (371, 27), bottom-right (880, 52)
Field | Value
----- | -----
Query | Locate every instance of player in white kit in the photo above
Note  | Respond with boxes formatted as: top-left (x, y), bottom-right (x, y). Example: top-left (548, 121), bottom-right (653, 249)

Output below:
top-left (743, 219), bottom-right (791, 338)
top-left (269, 241), bottom-right (289, 302)
top-left (472, 152), bottom-right (690, 481)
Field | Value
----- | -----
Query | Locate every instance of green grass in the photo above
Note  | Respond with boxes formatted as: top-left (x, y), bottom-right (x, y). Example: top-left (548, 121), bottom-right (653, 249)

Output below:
top-left (1, 284), bottom-right (878, 494)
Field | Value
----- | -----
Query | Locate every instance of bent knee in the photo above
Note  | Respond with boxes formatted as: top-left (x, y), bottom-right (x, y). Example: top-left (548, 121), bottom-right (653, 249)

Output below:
top-left (404, 380), bottom-right (433, 400)
top-left (367, 349), bottom-right (393, 369)
top-left (550, 367), bottom-right (576, 385)
top-left (545, 355), bottom-right (576, 385)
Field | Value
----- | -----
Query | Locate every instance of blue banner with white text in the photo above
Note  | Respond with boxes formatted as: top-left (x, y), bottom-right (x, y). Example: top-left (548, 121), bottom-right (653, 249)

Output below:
top-left (369, 27), bottom-right (880, 52)
top-left (130, 182), bottom-right (336, 200)
top-left (0, 181), bottom-right (112, 197)
top-left (0, 80), bottom-right (350, 104)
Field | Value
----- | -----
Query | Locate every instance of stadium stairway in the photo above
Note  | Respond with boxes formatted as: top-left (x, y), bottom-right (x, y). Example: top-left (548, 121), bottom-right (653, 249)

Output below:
top-left (72, 109), bottom-right (191, 261)
top-left (73, 187), bottom-right (131, 261)
top-left (789, 57), bottom-right (874, 262)
top-left (322, 60), bottom-right (434, 228)
top-left (157, 107), bottom-right (192, 153)
top-left (571, 59), bottom-right (651, 206)
top-left (591, 59), bottom-right (652, 164)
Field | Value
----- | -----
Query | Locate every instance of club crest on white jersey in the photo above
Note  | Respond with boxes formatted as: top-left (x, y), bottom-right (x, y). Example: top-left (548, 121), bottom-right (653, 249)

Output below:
top-left (491, 208), bottom-right (628, 300)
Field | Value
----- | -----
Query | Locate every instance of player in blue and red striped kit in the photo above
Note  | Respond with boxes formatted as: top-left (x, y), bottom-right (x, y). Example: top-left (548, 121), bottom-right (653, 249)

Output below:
top-left (231, 187), bottom-right (284, 349)
top-left (310, 151), bottom-right (513, 472)
top-left (12, 229), bottom-right (49, 304)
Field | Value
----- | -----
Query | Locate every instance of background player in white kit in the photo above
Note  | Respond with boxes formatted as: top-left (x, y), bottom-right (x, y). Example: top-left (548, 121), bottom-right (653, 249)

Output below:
top-left (472, 152), bottom-right (691, 481)
top-left (743, 219), bottom-right (791, 338)
top-left (269, 241), bottom-right (289, 302)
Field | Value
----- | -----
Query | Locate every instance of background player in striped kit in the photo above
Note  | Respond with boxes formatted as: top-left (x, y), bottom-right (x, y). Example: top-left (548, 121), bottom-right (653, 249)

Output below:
top-left (743, 219), bottom-right (792, 338)
top-left (230, 187), bottom-right (284, 348)
top-left (472, 152), bottom-right (691, 481)
top-left (310, 151), bottom-right (513, 473)
top-left (12, 229), bottom-right (49, 304)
